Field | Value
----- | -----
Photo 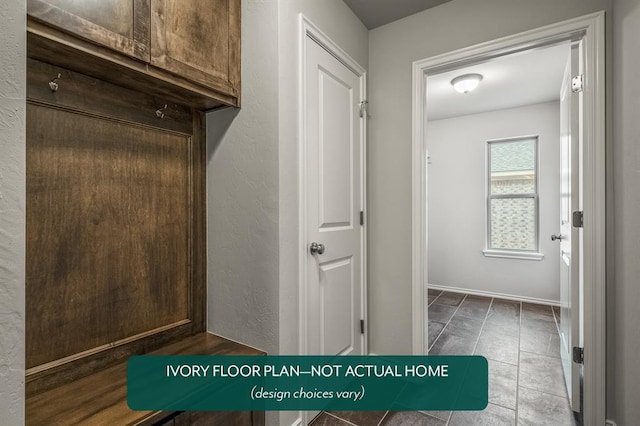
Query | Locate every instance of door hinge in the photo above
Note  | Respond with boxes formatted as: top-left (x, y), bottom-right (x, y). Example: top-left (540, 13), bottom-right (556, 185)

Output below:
top-left (572, 211), bottom-right (584, 228)
top-left (572, 75), bottom-right (584, 93)
top-left (360, 211), bottom-right (364, 226)
top-left (573, 346), bottom-right (584, 364)
top-left (359, 100), bottom-right (368, 118)
top-left (360, 319), bottom-right (365, 334)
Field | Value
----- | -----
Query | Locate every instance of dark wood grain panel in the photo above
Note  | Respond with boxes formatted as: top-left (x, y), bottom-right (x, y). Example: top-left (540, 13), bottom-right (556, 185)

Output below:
top-left (174, 411), bottom-right (253, 426)
top-left (27, 103), bottom-right (191, 368)
top-left (134, 0), bottom-right (151, 60)
top-left (28, 0), bottom-right (150, 61)
top-left (190, 111), bottom-right (208, 331)
top-left (253, 411), bottom-right (266, 426)
top-left (38, 0), bottom-right (134, 37)
top-left (228, 0), bottom-right (241, 101)
top-left (26, 333), bottom-right (265, 426)
top-left (150, 0), bottom-right (239, 95)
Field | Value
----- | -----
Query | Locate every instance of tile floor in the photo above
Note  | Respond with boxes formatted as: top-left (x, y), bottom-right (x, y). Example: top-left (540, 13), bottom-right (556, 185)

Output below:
top-left (309, 290), bottom-right (579, 426)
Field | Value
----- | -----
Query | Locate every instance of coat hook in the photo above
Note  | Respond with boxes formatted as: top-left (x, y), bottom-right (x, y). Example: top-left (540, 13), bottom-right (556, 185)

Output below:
top-left (155, 104), bottom-right (168, 119)
top-left (49, 73), bottom-right (61, 92)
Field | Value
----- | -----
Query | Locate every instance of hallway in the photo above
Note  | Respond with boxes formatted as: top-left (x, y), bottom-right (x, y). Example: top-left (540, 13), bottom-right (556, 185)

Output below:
top-left (310, 290), bottom-right (576, 425)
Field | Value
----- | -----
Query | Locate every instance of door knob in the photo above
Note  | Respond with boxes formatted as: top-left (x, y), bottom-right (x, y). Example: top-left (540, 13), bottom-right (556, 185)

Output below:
top-left (551, 234), bottom-right (564, 242)
top-left (310, 242), bottom-right (325, 255)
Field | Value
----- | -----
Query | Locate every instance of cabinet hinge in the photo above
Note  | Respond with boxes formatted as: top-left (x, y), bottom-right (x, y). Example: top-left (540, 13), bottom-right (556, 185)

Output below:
top-left (360, 319), bottom-right (365, 334)
top-left (572, 75), bottom-right (584, 93)
top-left (359, 100), bottom-right (368, 118)
top-left (360, 211), bottom-right (364, 226)
top-left (573, 346), bottom-right (584, 364)
top-left (572, 211), bottom-right (584, 228)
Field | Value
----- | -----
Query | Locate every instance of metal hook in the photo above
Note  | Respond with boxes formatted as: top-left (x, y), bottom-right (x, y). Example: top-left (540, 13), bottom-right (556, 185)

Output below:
top-left (155, 104), bottom-right (168, 119)
top-left (49, 73), bottom-right (61, 92)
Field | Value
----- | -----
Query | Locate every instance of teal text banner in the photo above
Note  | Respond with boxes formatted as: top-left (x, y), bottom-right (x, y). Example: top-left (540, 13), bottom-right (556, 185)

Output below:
top-left (127, 355), bottom-right (487, 411)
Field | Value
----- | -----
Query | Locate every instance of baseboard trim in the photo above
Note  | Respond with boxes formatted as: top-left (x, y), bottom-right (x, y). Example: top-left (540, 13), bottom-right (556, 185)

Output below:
top-left (428, 284), bottom-right (560, 306)
top-left (203, 330), bottom-right (266, 354)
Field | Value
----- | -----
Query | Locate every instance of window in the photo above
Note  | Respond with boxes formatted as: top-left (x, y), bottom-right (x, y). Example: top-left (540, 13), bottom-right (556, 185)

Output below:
top-left (484, 136), bottom-right (543, 260)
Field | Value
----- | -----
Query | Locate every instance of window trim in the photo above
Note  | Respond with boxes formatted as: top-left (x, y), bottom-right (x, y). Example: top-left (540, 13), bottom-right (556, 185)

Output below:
top-left (484, 135), bottom-right (541, 258)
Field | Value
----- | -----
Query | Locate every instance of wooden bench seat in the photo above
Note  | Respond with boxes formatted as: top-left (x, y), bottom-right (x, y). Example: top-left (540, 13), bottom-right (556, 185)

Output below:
top-left (26, 333), bottom-right (266, 426)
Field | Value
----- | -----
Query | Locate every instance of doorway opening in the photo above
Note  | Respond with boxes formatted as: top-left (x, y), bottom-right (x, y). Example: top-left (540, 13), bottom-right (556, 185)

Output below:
top-left (411, 12), bottom-right (605, 426)
top-left (427, 40), bottom-right (579, 425)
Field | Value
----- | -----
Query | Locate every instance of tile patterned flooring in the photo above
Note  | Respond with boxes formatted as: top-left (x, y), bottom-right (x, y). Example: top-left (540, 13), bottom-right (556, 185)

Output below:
top-left (309, 290), bottom-right (578, 426)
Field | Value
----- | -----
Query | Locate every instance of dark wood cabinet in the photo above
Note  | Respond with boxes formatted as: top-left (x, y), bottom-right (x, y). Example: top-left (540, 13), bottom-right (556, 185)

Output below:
top-left (27, 0), bottom-right (241, 109)
top-left (150, 0), bottom-right (240, 100)
top-left (173, 410), bottom-right (259, 426)
top-left (27, 0), bottom-right (151, 61)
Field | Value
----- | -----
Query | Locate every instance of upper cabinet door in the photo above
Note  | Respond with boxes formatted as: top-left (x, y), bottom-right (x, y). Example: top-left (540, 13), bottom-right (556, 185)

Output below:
top-left (150, 0), bottom-right (240, 101)
top-left (27, 0), bottom-right (151, 62)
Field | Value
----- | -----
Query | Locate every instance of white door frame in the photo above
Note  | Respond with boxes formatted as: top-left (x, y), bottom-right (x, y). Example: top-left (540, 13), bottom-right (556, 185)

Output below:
top-left (298, 15), bottom-right (368, 356)
top-left (411, 12), bottom-right (606, 425)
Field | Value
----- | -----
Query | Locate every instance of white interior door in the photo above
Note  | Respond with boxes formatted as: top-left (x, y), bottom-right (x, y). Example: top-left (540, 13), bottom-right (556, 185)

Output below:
top-left (558, 41), bottom-right (582, 412)
top-left (305, 35), bottom-right (363, 357)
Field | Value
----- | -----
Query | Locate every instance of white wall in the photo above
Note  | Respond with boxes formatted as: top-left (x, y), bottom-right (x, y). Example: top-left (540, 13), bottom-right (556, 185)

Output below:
top-left (428, 102), bottom-right (560, 302)
top-left (611, 0), bottom-right (640, 423)
top-left (367, 0), bottom-right (611, 356)
top-left (0, 0), bottom-right (25, 423)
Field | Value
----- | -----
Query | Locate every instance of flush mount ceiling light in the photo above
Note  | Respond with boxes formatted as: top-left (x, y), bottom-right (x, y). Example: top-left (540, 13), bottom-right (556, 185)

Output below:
top-left (451, 73), bottom-right (483, 93)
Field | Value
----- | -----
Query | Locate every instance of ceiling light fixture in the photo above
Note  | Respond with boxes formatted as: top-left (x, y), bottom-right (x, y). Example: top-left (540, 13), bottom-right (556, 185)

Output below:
top-left (451, 73), bottom-right (483, 93)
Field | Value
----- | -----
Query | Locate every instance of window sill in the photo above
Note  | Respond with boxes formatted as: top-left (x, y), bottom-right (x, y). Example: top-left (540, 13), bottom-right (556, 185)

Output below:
top-left (482, 250), bottom-right (544, 261)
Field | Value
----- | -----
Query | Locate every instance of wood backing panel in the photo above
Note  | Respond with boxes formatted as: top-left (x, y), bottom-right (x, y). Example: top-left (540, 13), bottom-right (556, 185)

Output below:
top-left (27, 58), bottom-right (193, 134)
top-left (26, 103), bottom-right (191, 367)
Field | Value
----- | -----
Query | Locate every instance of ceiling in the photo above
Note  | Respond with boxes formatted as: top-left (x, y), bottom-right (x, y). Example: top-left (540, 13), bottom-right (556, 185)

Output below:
top-left (343, 0), bottom-right (452, 29)
top-left (427, 42), bottom-right (571, 121)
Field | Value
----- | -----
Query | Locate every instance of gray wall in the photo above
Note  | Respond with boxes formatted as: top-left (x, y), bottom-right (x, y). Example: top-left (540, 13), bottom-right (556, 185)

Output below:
top-left (278, 4), bottom-right (367, 424)
top-left (206, 0), bottom-right (280, 356)
top-left (428, 102), bottom-right (560, 302)
top-left (611, 0), bottom-right (640, 423)
top-left (278, 0), bottom-right (369, 366)
top-left (367, 0), bottom-right (611, 356)
top-left (279, 0), bottom-right (369, 366)
top-left (0, 0), bottom-right (25, 423)
top-left (207, 0), bottom-right (368, 355)
top-left (208, 1), bottom-right (367, 424)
